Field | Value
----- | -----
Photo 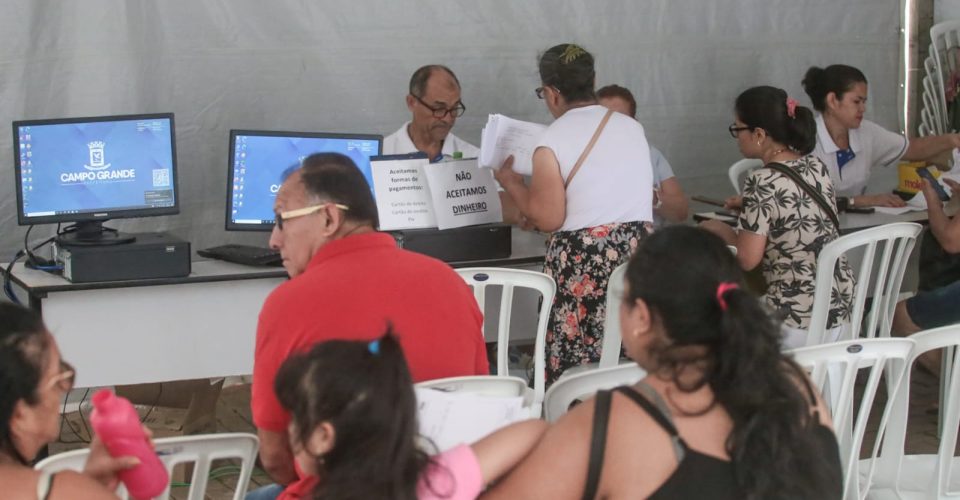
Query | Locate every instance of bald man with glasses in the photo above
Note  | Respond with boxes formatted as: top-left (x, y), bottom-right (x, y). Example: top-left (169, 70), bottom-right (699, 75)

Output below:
top-left (383, 64), bottom-right (479, 162)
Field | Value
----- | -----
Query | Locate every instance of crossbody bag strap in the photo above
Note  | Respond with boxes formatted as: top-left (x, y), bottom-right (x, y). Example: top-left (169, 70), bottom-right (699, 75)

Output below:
top-left (766, 162), bottom-right (841, 230)
top-left (582, 389), bottom-right (613, 500)
top-left (564, 109), bottom-right (615, 189)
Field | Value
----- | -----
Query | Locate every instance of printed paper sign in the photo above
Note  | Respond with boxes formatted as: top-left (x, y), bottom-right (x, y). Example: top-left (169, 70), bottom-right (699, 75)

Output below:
top-left (423, 159), bottom-right (503, 230)
top-left (370, 158), bottom-right (436, 230)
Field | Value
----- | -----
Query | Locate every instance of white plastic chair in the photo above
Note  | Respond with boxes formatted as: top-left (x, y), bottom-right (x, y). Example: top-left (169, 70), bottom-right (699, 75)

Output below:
top-left (456, 268), bottom-right (556, 412)
top-left (931, 21), bottom-right (960, 133)
top-left (556, 262), bottom-right (630, 380)
top-left (923, 54), bottom-right (949, 135)
top-left (728, 158), bottom-right (763, 194)
top-left (866, 325), bottom-right (960, 499)
top-left (789, 338), bottom-right (914, 500)
top-left (922, 70), bottom-right (947, 136)
top-left (416, 375), bottom-right (532, 404)
top-left (598, 262), bottom-right (628, 369)
top-left (543, 362), bottom-right (646, 423)
top-left (806, 222), bottom-right (923, 346)
top-left (34, 432), bottom-right (260, 500)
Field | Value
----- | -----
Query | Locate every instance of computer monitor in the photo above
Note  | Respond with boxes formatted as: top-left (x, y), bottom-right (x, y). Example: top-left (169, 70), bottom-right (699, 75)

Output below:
top-left (226, 130), bottom-right (382, 231)
top-left (13, 113), bottom-right (179, 246)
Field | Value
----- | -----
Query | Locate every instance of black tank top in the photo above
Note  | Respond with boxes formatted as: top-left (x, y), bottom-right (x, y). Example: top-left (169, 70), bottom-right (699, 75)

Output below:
top-left (581, 384), bottom-right (842, 500)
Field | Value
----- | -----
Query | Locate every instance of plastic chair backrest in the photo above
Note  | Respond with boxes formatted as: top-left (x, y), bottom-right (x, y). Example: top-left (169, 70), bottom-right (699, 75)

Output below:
top-left (728, 158), bottom-right (763, 194)
top-left (870, 325), bottom-right (960, 498)
top-left (789, 338), bottom-right (914, 500)
top-left (598, 263), bottom-right (628, 369)
top-left (806, 222), bottom-right (922, 346)
top-left (456, 267), bottom-right (556, 410)
top-left (34, 432), bottom-right (260, 500)
top-left (931, 22), bottom-right (960, 132)
top-left (543, 362), bottom-right (646, 423)
top-left (922, 70), bottom-right (947, 135)
top-left (417, 375), bottom-right (530, 400)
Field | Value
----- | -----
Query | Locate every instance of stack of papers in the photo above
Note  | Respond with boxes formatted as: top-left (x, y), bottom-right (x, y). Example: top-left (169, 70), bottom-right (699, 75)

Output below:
top-left (415, 387), bottom-right (529, 453)
top-left (479, 114), bottom-right (547, 175)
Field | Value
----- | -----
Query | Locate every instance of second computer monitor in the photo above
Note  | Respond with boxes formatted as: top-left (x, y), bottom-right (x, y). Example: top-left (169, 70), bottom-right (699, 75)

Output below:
top-left (227, 130), bottom-right (382, 231)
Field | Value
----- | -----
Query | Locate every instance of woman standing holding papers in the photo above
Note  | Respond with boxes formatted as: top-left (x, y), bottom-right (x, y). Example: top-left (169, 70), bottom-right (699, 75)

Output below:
top-left (494, 43), bottom-right (654, 383)
top-left (803, 64), bottom-right (960, 208)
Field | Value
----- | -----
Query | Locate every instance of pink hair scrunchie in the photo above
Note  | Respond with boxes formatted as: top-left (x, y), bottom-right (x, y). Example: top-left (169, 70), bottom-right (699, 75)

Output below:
top-left (786, 97), bottom-right (799, 118)
top-left (716, 282), bottom-right (740, 311)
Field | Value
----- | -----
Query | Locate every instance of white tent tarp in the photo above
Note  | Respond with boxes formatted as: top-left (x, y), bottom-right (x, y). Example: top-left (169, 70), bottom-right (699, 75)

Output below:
top-left (0, 1), bottom-right (901, 256)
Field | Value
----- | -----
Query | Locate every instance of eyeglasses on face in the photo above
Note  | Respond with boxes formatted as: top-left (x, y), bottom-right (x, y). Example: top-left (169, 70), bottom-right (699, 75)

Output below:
top-left (728, 124), bottom-right (754, 138)
top-left (274, 202), bottom-right (350, 230)
top-left (45, 360), bottom-right (76, 393)
top-left (411, 94), bottom-right (466, 119)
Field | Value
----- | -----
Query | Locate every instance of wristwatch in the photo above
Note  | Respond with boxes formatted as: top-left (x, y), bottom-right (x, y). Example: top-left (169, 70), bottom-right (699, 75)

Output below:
top-left (838, 196), bottom-right (851, 212)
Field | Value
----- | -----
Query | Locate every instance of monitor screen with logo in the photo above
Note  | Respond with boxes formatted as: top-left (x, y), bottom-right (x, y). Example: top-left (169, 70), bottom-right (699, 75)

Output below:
top-left (226, 130), bottom-right (382, 231)
top-left (13, 113), bottom-right (178, 244)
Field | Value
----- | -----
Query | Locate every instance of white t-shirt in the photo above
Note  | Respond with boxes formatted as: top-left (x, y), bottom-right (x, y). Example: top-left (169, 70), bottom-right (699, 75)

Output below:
top-left (383, 121), bottom-right (480, 160)
top-left (813, 114), bottom-right (908, 197)
top-left (536, 105), bottom-right (653, 231)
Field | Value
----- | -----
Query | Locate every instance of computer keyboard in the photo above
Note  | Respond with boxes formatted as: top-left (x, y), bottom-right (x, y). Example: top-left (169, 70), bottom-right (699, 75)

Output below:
top-left (197, 244), bottom-right (283, 267)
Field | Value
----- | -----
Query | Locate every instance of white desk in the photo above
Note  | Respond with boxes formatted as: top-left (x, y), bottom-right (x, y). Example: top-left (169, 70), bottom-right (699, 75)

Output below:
top-left (8, 260), bottom-right (286, 388)
top-left (6, 229), bottom-right (548, 388)
top-left (838, 210), bottom-right (929, 234)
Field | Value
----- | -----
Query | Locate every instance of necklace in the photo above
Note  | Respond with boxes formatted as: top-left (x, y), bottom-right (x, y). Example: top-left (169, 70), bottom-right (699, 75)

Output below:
top-left (766, 147), bottom-right (797, 163)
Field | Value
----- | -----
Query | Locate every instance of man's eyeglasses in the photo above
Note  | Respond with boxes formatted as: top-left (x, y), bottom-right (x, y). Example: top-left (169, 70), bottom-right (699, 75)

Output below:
top-left (275, 203), bottom-right (350, 230)
top-left (728, 124), bottom-right (754, 138)
top-left (411, 94), bottom-right (465, 119)
top-left (45, 360), bottom-right (75, 392)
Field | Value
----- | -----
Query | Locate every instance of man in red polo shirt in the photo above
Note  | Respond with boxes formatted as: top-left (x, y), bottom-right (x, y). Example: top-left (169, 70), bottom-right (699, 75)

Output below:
top-left (250, 152), bottom-right (487, 498)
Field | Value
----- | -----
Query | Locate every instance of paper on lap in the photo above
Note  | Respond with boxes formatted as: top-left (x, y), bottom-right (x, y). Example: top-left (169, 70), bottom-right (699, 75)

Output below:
top-left (416, 387), bottom-right (528, 453)
top-left (479, 114), bottom-right (547, 175)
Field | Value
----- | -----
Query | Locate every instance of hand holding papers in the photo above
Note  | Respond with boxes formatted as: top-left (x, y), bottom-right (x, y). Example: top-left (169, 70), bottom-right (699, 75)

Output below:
top-left (480, 114), bottom-right (547, 175)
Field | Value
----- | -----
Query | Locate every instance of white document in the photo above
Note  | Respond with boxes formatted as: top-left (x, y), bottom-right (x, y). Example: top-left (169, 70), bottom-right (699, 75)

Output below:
top-left (370, 158), bottom-right (436, 230)
top-left (415, 387), bottom-right (528, 453)
top-left (874, 192), bottom-right (928, 215)
top-left (423, 159), bottom-right (503, 230)
top-left (479, 114), bottom-right (547, 175)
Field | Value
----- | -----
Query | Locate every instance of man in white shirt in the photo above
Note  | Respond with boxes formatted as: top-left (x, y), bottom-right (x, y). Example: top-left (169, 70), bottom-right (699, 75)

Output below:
top-left (383, 65), bottom-right (479, 162)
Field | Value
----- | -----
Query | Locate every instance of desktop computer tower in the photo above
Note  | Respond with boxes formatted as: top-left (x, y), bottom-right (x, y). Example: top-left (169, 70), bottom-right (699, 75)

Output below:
top-left (58, 232), bottom-right (191, 283)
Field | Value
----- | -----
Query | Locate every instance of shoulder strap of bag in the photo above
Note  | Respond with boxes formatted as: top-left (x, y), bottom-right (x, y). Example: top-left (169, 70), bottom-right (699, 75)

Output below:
top-left (582, 389), bottom-right (613, 500)
top-left (565, 109), bottom-right (615, 189)
top-left (766, 162), bottom-right (841, 230)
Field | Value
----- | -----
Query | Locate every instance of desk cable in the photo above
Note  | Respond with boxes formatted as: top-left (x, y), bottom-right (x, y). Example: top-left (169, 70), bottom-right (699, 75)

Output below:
top-left (3, 226), bottom-right (65, 303)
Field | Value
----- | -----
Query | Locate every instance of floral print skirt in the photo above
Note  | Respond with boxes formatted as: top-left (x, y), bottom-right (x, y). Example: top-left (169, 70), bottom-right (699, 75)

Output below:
top-left (543, 221), bottom-right (649, 384)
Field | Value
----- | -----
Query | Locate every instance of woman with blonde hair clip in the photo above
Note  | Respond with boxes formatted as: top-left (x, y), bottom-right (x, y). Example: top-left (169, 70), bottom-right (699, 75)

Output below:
top-left (495, 43), bottom-right (655, 383)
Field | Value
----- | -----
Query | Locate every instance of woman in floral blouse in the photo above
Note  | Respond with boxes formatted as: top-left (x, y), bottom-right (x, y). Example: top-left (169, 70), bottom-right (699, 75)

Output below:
top-left (703, 86), bottom-right (854, 348)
